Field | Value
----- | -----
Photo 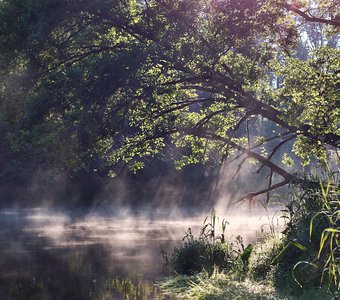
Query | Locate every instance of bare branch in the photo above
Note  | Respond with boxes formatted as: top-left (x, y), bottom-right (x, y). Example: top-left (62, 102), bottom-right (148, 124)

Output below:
top-left (232, 156), bottom-right (248, 179)
top-left (246, 118), bottom-right (251, 149)
top-left (256, 134), bottom-right (296, 174)
top-left (220, 113), bottom-right (249, 162)
top-left (233, 178), bottom-right (291, 205)
top-left (200, 132), bottom-right (296, 181)
top-left (266, 170), bottom-right (273, 205)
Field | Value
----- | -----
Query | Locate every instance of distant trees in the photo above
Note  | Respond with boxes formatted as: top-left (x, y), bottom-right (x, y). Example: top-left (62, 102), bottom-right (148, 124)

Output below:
top-left (0, 0), bottom-right (339, 200)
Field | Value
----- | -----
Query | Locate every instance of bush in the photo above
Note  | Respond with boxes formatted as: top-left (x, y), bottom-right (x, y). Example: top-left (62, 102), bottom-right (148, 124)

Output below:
top-left (167, 235), bottom-right (209, 275)
top-left (164, 209), bottom-right (252, 276)
top-left (248, 233), bottom-right (283, 282)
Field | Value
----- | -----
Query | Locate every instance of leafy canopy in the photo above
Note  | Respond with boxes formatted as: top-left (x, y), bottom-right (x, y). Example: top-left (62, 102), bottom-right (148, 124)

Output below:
top-left (0, 0), bottom-right (339, 197)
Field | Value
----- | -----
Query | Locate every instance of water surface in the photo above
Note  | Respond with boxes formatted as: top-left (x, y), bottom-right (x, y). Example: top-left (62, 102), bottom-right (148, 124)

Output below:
top-left (0, 208), bottom-right (278, 299)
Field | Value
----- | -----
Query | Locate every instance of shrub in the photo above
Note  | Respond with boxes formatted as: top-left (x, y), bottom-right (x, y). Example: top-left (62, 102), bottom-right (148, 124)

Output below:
top-left (167, 233), bottom-right (209, 275)
top-left (164, 208), bottom-right (252, 276)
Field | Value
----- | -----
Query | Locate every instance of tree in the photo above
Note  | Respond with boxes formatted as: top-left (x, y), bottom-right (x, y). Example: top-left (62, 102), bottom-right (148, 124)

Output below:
top-left (0, 0), bottom-right (339, 202)
top-left (283, 0), bottom-right (340, 28)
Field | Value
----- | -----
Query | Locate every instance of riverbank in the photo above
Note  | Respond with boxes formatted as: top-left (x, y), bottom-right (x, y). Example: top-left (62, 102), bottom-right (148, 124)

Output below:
top-left (158, 268), bottom-right (332, 299)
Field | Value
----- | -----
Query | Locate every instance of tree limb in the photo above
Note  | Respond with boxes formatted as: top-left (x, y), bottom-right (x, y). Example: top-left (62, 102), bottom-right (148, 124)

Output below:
top-left (200, 132), bottom-right (297, 181)
top-left (233, 178), bottom-right (291, 204)
top-left (283, 4), bottom-right (340, 27)
top-left (256, 134), bottom-right (296, 174)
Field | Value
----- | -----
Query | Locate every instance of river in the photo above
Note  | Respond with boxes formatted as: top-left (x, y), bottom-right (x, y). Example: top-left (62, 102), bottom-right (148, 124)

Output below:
top-left (0, 208), bottom-right (280, 299)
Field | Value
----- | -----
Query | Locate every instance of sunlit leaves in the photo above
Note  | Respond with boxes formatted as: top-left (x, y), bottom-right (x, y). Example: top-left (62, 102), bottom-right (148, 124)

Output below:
top-left (273, 47), bottom-right (340, 162)
top-left (0, 0), bottom-right (338, 179)
top-left (282, 152), bottom-right (295, 167)
top-left (293, 136), bottom-right (328, 166)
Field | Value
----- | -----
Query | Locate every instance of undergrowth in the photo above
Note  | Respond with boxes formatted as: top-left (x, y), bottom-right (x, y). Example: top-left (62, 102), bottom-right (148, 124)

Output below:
top-left (158, 269), bottom-right (280, 300)
top-left (163, 208), bottom-right (253, 276)
top-left (161, 165), bottom-right (339, 299)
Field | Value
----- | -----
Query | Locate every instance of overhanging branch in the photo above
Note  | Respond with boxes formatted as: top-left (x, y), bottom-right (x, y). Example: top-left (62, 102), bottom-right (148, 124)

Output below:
top-left (204, 132), bottom-right (296, 181)
top-left (283, 4), bottom-right (340, 27)
top-left (233, 178), bottom-right (291, 204)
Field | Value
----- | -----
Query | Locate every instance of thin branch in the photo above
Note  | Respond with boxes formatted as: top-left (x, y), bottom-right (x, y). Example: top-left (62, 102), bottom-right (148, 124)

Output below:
top-left (221, 113), bottom-right (251, 162)
top-left (233, 178), bottom-right (291, 204)
top-left (161, 76), bottom-right (212, 86)
top-left (266, 170), bottom-right (273, 205)
top-left (200, 132), bottom-right (296, 181)
top-left (93, 11), bottom-right (156, 41)
top-left (152, 98), bottom-right (217, 118)
top-left (284, 4), bottom-right (340, 27)
top-left (232, 156), bottom-right (248, 179)
top-left (192, 108), bottom-right (228, 131)
top-left (246, 118), bottom-right (251, 149)
top-left (256, 134), bottom-right (296, 174)
top-left (249, 132), bottom-right (291, 151)
top-left (42, 45), bottom-right (124, 74)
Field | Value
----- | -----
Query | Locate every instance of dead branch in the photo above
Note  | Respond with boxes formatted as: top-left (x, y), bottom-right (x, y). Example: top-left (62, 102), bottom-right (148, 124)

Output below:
top-left (232, 156), bottom-right (248, 179)
top-left (256, 134), bottom-right (296, 174)
top-left (266, 170), bottom-right (273, 205)
top-left (233, 178), bottom-right (291, 204)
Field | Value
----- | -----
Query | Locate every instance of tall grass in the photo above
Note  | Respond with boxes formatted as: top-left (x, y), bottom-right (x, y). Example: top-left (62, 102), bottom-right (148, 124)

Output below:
top-left (309, 168), bottom-right (339, 291)
top-left (163, 208), bottom-right (253, 276)
top-left (158, 269), bottom-right (280, 300)
top-left (250, 164), bottom-right (339, 297)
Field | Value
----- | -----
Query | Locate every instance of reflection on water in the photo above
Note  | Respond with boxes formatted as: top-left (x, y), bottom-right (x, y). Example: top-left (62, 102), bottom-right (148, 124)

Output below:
top-left (0, 208), bottom-right (280, 299)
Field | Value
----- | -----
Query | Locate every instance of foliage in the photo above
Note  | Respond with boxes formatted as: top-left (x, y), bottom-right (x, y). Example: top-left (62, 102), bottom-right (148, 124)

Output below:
top-left (100, 277), bottom-right (164, 300)
top-left (248, 166), bottom-right (339, 297)
top-left (165, 168), bottom-right (338, 298)
top-left (0, 0), bottom-right (338, 199)
top-left (248, 232), bottom-right (284, 282)
top-left (161, 187), bottom-right (338, 299)
top-left (164, 209), bottom-right (253, 276)
top-left (310, 168), bottom-right (339, 290)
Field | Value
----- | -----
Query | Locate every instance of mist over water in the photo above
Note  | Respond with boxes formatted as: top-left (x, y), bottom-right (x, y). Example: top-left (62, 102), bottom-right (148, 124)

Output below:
top-left (0, 158), bottom-right (287, 299)
top-left (0, 203), bottom-right (283, 299)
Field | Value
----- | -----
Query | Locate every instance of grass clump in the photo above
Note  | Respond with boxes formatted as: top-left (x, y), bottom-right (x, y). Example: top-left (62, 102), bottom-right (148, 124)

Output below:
top-left (158, 269), bottom-right (281, 299)
top-left (163, 208), bottom-right (253, 276)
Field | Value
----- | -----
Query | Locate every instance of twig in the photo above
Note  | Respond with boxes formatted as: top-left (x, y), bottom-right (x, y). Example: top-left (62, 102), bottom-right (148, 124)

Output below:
top-left (266, 170), bottom-right (273, 205)
top-left (256, 134), bottom-right (296, 174)
top-left (232, 156), bottom-right (248, 179)
top-left (233, 178), bottom-right (291, 205)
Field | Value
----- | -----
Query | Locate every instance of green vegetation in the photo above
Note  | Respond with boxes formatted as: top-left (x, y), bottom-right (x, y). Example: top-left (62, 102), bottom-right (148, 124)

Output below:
top-left (95, 277), bottom-right (165, 300)
top-left (9, 275), bottom-right (164, 300)
top-left (0, 0), bottom-right (339, 298)
top-left (0, 0), bottom-right (339, 205)
top-left (163, 208), bottom-right (253, 276)
top-left (161, 170), bottom-right (339, 299)
top-left (159, 270), bottom-right (280, 300)
top-left (159, 270), bottom-right (332, 299)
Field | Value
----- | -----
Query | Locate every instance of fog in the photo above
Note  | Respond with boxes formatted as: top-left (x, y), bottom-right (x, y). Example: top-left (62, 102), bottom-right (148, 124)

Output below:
top-left (0, 155), bottom-right (290, 299)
